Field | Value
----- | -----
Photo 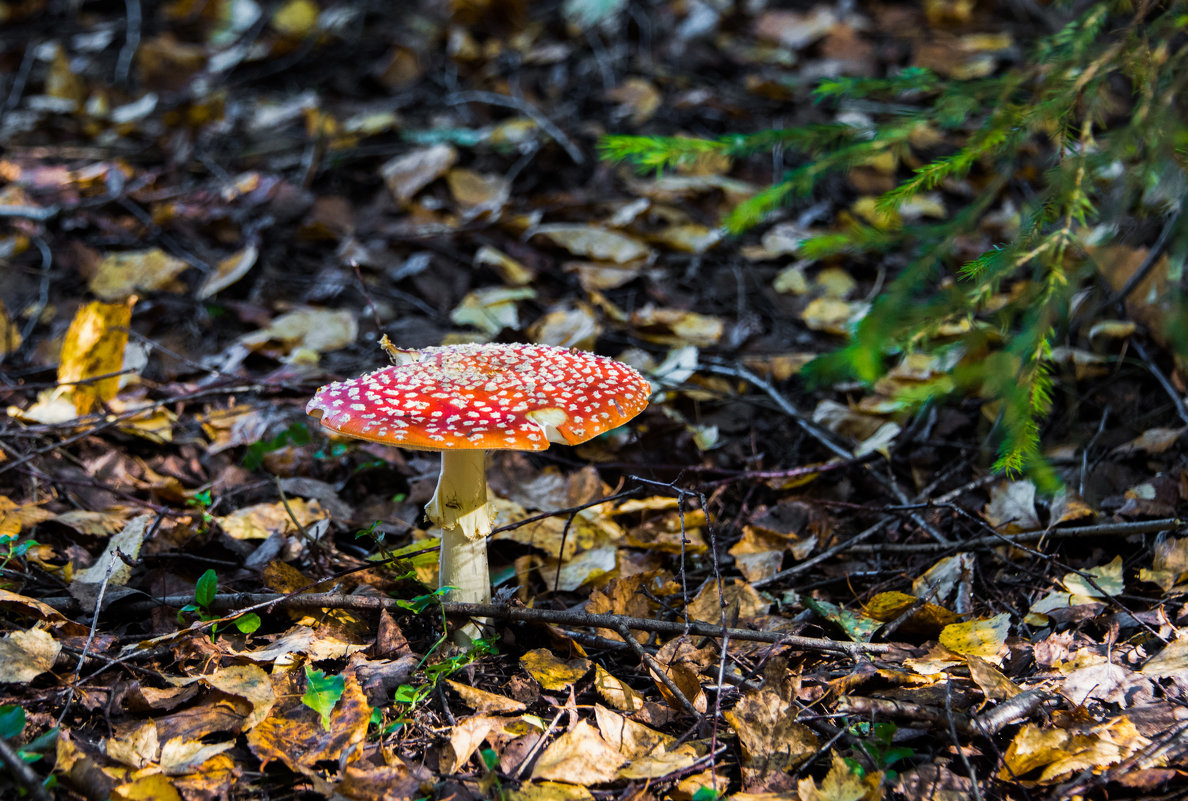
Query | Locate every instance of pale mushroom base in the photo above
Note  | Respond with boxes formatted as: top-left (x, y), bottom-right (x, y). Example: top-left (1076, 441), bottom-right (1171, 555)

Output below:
top-left (426, 449), bottom-right (492, 642)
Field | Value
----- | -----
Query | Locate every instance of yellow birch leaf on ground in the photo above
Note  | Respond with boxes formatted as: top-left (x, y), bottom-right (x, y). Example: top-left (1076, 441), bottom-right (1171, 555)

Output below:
top-left (617, 747), bottom-right (699, 779)
top-left (724, 687), bottom-right (818, 773)
top-left (445, 679), bottom-right (526, 714)
top-left (507, 781), bottom-right (595, 801)
top-left (649, 223), bottom-right (724, 254)
top-left (594, 703), bottom-right (672, 757)
top-left (217, 499), bottom-right (327, 540)
top-left (198, 243), bottom-right (259, 300)
top-left (939, 614), bottom-right (1009, 663)
top-left (0, 497), bottom-right (53, 539)
top-left (382, 144), bottom-right (457, 204)
top-left (0, 299), bottom-right (20, 356)
top-left (532, 224), bottom-right (652, 264)
top-left (997, 723), bottom-right (1078, 780)
top-left (816, 266), bottom-right (857, 298)
top-left (605, 77), bottom-right (661, 124)
top-left (528, 306), bottom-right (602, 351)
top-left (798, 751), bottom-right (880, 801)
top-left (594, 664), bottom-right (645, 713)
top-left (913, 553), bottom-right (974, 608)
top-left (0, 627), bottom-right (60, 684)
top-left (57, 298), bottom-right (134, 415)
top-left (440, 714), bottom-right (499, 774)
top-left (202, 665), bottom-right (276, 731)
top-left (1037, 717), bottom-right (1147, 784)
top-left (531, 720), bottom-right (626, 784)
top-left (112, 774), bottom-right (183, 801)
top-left (89, 249), bottom-right (189, 301)
top-left (688, 578), bottom-right (769, 625)
top-left (247, 668), bottom-right (371, 771)
top-left (802, 297), bottom-right (867, 335)
top-left (966, 655), bottom-right (1022, 702)
top-left (863, 591), bottom-right (960, 634)
top-left (520, 648), bottom-right (591, 691)
top-left (169, 753), bottom-right (238, 798)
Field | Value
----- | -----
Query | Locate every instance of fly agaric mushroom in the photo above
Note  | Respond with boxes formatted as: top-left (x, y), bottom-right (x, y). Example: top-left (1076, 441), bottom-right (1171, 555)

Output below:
top-left (306, 342), bottom-right (651, 622)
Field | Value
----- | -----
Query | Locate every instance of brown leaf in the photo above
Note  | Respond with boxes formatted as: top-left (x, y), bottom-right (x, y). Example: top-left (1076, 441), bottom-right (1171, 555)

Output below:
top-left (247, 667), bottom-right (372, 771)
top-left (724, 687), bottom-right (818, 774)
top-left (382, 144), bottom-right (458, 204)
top-left (0, 626), bottom-right (60, 684)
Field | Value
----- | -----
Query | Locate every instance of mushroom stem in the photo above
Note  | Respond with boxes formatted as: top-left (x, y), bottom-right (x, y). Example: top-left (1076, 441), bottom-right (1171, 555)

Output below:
top-left (426, 449), bottom-right (492, 615)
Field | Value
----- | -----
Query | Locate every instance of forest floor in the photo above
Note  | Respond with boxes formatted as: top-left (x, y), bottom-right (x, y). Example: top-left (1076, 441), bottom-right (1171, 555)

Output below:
top-left (1, 1), bottom-right (1187, 800)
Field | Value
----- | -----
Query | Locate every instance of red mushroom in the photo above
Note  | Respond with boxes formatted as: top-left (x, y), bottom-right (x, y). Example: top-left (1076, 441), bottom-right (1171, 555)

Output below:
top-left (306, 342), bottom-right (651, 634)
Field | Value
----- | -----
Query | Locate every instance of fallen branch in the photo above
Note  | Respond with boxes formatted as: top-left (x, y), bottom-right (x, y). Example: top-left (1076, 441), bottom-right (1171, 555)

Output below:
top-left (40, 591), bottom-right (899, 655)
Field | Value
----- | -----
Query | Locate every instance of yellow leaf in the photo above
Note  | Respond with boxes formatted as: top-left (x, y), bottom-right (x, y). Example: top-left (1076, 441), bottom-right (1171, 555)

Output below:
top-left (475, 245), bottom-right (533, 286)
top-left (966, 654), bottom-right (1022, 702)
top-left (89, 249), bottom-right (189, 301)
top-left (445, 679), bottom-right (526, 714)
top-left (724, 687), bottom-right (818, 773)
top-left (218, 499), bottom-right (327, 540)
top-left (939, 613), bottom-right (1010, 662)
top-left (440, 714), bottom-right (498, 775)
top-left (594, 704), bottom-right (672, 758)
top-left (594, 664), bottom-right (645, 713)
top-left (0, 627), bottom-right (60, 684)
top-left (57, 298), bottom-right (134, 415)
top-left (531, 720), bottom-right (625, 784)
top-left (198, 243), bottom-right (259, 300)
top-left (113, 774), bottom-right (182, 801)
top-left (798, 751), bottom-right (879, 801)
top-left (532, 224), bottom-right (651, 264)
top-left (507, 781), bottom-right (594, 801)
top-left (450, 286), bottom-right (535, 336)
top-left (520, 648), bottom-right (591, 691)
top-left (272, 0), bottom-right (319, 37)
top-left (801, 297), bottom-right (867, 335)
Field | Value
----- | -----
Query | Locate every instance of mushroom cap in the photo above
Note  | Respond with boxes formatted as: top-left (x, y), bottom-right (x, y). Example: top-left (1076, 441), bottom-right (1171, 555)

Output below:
top-left (306, 342), bottom-right (651, 451)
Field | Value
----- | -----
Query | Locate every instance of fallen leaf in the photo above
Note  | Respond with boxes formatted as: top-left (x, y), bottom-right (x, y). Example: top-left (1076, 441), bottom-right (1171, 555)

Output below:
top-left (532, 224), bottom-right (652, 264)
top-left (381, 144), bottom-right (458, 204)
top-left (445, 679), bottom-right (526, 714)
top-left (57, 298), bottom-right (136, 416)
top-left (198, 243), bottom-right (259, 300)
top-left (450, 286), bottom-right (536, 335)
top-left (89, 249), bottom-right (190, 301)
top-left (724, 687), bottom-right (818, 773)
top-left (521, 648), bottom-right (592, 691)
top-left (939, 614), bottom-right (1010, 664)
top-left (531, 720), bottom-right (626, 784)
top-left (798, 751), bottom-right (879, 801)
top-left (0, 627), bottom-right (60, 684)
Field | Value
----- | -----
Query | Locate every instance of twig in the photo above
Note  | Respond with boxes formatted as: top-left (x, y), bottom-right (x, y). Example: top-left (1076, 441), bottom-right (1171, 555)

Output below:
top-left (969, 688), bottom-right (1051, 736)
top-left (617, 623), bottom-right (701, 720)
top-left (115, 0), bottom-right (142, 86)
top-left (844, 516), bottom-right (1182, 554)
top-left (446, 90), bottom-right (585, 165)
top-left (0, 735), bottom-right (52, 801)
top-left (946, 681), bottom-right (983, 801)
top-left (1131, 337), bottom-right (1188, 427)
top-left (0, 206), bottom-right (59, 221)
top-left (39, 592), bottom-right (900, 654)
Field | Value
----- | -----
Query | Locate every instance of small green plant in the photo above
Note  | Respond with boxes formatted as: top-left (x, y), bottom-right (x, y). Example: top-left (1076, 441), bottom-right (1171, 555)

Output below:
top-left (0, 705), bottom-right (58, 794)
top-left (244, 421), bottom-right (311, 471)
top-left (0, 531), bottom-right (39, 579)
top-left (302, 666), bottom-right (346, 731)
top-left (177, 568), bottom-right (261, 635)
top-left (186, 489), bottom-right (215, 533)
top-left (602, 0), bottom-right (1188, 489)
top-left (845, 721), bottom-right (915, 781)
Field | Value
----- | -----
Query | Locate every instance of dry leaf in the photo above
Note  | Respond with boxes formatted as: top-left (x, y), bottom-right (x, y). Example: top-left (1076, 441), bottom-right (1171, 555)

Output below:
top-left (521, 648), bottom-right (592, 691)
top-left (198, 243), bottom-right (259, 300)
top-left (798, 751), bottom-right (880, 801)
top-left (532, 224), bottom-right (652, 264)
top-left (531, 720), bottom-right (626, 784)
top-left (939, 614), bottom-right (1010, 664)
top-left (445, 679), bottom-right (526, 714)
top-left (724, 687), bottom-right (818, 773)
top-left (89, 249), bottom-right (190, 300)
top-left (381, 144), bottom-right (458, 204)
top-left (0, 627), bottom-right (60, 684)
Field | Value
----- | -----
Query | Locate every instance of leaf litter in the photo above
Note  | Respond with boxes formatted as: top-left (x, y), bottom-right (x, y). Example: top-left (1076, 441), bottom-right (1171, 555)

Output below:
top-left (0, 1), bottom-right (1186, 800)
